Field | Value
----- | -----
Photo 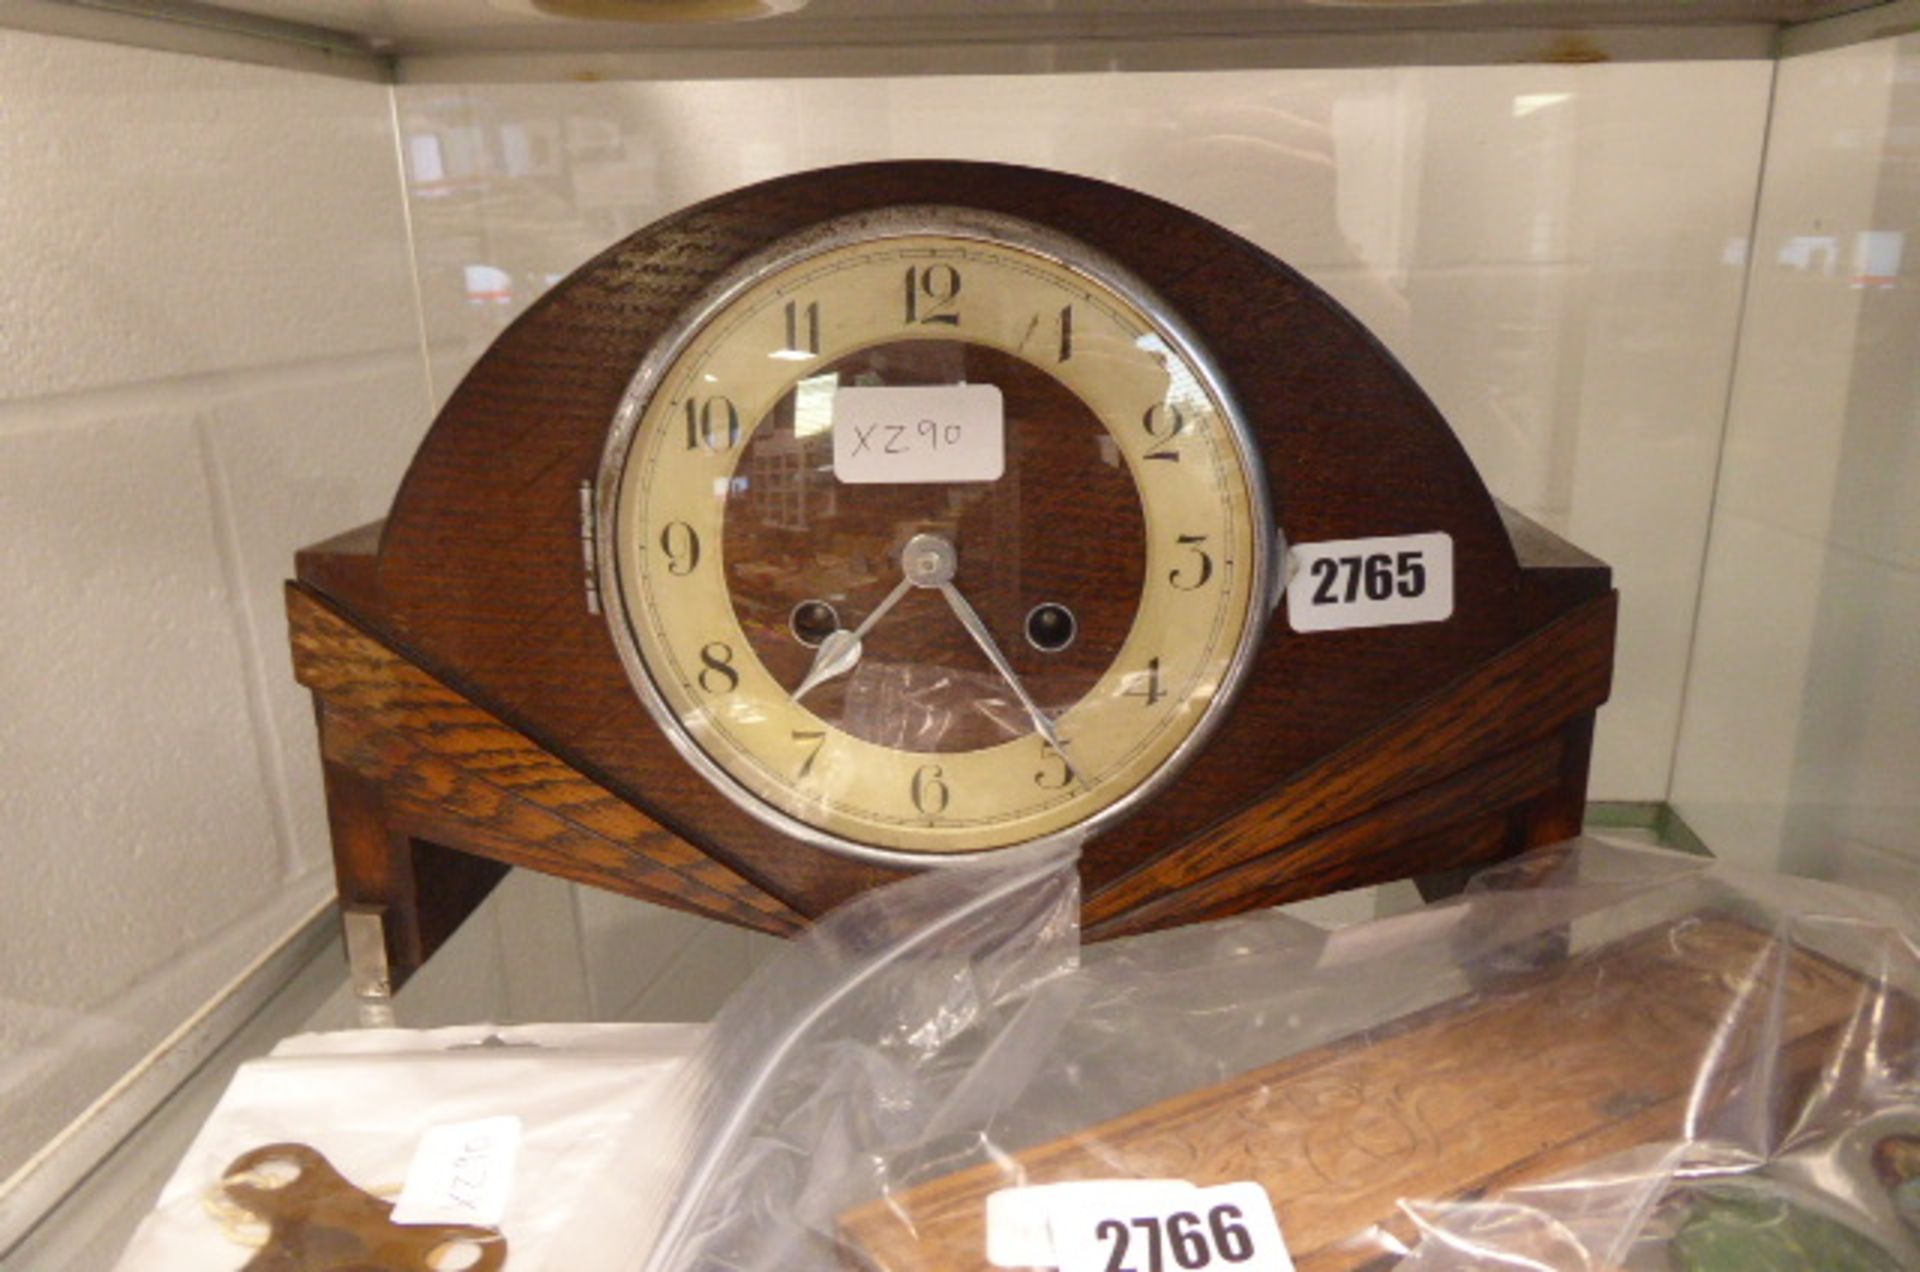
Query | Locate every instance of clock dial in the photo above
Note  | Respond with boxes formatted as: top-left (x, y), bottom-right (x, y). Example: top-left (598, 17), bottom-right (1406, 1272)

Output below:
top-left (601, 209), bottom-right (1270, 859)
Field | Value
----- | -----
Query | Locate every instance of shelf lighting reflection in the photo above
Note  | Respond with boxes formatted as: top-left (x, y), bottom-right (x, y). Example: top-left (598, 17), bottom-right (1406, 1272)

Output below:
top-left (1513, 92), bottom-right (1572, 118)
top-left (793, 373), bottom-right (839, 439)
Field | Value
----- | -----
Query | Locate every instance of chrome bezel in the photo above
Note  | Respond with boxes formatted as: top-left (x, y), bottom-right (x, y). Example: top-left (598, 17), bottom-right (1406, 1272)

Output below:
top-left (595, 205), bottom-right (1275, 868)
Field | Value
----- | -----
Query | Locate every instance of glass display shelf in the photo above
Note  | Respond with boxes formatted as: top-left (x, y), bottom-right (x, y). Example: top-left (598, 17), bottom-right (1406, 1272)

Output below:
top-left (11, 0), bottom-right (1918, 80)
top-left (5, 818), bottom-right (1685, 1271)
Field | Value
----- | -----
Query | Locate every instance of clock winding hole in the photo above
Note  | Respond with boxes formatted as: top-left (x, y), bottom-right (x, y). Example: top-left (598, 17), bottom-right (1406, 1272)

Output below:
top-left (1025, 602), bottom-right (1077, 653)
top-left (788, 599), bottom-right (840, 647)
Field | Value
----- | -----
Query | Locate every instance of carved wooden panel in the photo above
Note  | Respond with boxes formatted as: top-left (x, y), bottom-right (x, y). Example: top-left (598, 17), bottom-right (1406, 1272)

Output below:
top-left (838, 918), bottom-right (1882, 1271)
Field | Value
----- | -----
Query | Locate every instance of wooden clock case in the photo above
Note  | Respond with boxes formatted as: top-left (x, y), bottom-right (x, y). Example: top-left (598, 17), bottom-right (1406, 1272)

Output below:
top-left (288, 160), bottom-right (1615, 992)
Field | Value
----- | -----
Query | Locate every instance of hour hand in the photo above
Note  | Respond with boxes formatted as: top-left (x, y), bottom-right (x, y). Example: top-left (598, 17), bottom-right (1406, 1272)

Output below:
top-left (791, 575), bottom-right (912, 703)
top-left (791, 629), bottom-right (860, 703)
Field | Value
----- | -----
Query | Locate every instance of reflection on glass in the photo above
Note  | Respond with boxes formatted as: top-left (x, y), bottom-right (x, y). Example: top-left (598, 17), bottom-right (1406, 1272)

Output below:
top-left (464, 264), bottom-right (513, 306)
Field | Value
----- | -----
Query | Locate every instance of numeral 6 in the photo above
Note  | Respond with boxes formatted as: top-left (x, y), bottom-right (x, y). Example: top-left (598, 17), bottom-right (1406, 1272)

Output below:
top-left (1168, 1211), bottom-right (1208, 1268)
top-left (1210, 1203), bottom-right (1254, 1262)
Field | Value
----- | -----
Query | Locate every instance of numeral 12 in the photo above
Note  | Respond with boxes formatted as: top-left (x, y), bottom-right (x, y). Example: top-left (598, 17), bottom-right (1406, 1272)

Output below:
top-left (904, 264), bottom-right (962, 325)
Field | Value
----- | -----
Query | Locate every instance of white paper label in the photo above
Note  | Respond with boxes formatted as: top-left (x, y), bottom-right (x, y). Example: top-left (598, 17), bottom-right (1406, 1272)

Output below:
top-left (1050, 1180), bottom-right (1295, 1272)
top-left (1286, 532), bottom-right (1454, 633)
top-left (390, 1115), bottom-right (521, 1228)
top-left (987, 1181), bottom-right (1198, 1267)
top-left (832, 384), bottom-right (1004, 484)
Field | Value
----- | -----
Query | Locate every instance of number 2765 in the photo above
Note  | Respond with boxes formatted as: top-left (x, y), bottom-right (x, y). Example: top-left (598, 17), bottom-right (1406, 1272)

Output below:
top-left (1096, 1205), bottom-right (1255, 1271)
top-left (1307, 550), bottom-right (1426, 606)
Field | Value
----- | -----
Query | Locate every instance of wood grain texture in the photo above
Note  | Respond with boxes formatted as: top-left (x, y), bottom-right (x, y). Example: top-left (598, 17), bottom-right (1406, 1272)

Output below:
top-left (838, 918), bottom-right (1886, 1272)
top-left (369, 162), bottom-right (1609, 911)
top-left (1085, 593), bottom-right (1616, 927)
top-left (291, 584), bottom-right (804, 937)
top-left (289, 161), bottom-right (1615, 969)
top-left (1086, 734), bottom-right (1566, 939)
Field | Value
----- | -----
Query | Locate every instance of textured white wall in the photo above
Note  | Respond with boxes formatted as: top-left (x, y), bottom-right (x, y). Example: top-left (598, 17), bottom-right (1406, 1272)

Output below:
top-left (392, 61), bottom-right (1773, 803)
top-left (1671, 33), bottom-right (1920, 885)
top-left (0, 28), bottom-right (431, 1182)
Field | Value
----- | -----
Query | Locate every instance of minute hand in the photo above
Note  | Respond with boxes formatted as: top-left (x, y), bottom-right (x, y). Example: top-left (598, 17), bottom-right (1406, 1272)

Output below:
top-left (935, 581), bottom-right (1086, 786)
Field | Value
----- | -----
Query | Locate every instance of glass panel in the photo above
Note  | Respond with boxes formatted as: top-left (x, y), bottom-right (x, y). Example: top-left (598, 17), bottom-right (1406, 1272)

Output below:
top-left (1672, 32), bottom-right (1920, 886)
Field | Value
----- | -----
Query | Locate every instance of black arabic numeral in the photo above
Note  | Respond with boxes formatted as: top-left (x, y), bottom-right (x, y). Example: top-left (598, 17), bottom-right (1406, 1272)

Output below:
top-left (1125, 656), bottom-right (1166, 708)
top-left (659, 521), bottom-right (700, 576)
top-left (1097, 1219), bottom-right (1133, 1272)
top-left (783, 299), bottom-right (820, 355)
top-left (911, 764), bottom-right (950, 816)
top-left (792, 729), bottom-right (825, 779)
top-left (1168, 1212), bottom-right (1208, 1269)
top-left (1397, 549), bottom-right (1428, 598)
top-left (1142, 403), bottom-right (1186, 462)
top-left (1133, 1217), bottom-right (1165, 1272)
top-left (1310, 556), bottom-right (1339, 605)
top-left (1168, 534), bottom-right (1214, 591)
top-left (1035, 742), bottom-right (1072, 791)
top-left (904, 263), bottom-right (961, 326)
top-left (1211, 1204), bottom-right (1255, 1262)
top-left (683, 396), bottom-right (741, 452)
top-left (1365, 554), bottom-right (1394, 601)
top-left (697, 642), bottom-right (739, 694)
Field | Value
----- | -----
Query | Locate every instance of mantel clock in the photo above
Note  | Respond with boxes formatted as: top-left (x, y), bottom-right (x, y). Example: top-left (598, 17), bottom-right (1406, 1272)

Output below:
top-left (288, 161), bottom-right (1614, 991)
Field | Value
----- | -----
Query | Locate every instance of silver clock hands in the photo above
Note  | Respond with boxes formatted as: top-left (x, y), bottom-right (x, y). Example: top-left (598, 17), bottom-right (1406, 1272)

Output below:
top-left (794, 532), bottom-right (1085, 787)
top-left (933, 578), bottom-right (1087, 788)
top-left (791, 574), bottom-right (913, 703)
top-left (792, 533), bottom-right (951, 702)
top-left (789, 629), bottom-right (860, 703)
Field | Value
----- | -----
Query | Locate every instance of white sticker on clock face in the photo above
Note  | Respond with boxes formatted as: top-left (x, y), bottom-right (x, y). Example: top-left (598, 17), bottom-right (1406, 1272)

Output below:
top-left (1286, 532), bottom-right (1454, 633)
top-left (831, 384), bottom-right (1005, 484)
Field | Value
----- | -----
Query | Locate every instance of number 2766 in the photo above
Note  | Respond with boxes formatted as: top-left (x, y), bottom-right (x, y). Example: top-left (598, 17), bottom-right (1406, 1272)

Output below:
top-left (1095, 1205), bottom-right (1255, 1271)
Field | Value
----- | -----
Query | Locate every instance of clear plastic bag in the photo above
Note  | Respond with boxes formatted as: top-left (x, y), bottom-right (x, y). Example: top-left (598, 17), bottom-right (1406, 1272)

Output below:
top-left (115, 1022), bottom-right (704, 1271)
top-left (644, 841), bottom-right (1086, 1272)
top-left (646, 837), bottom-right (1920, 1271)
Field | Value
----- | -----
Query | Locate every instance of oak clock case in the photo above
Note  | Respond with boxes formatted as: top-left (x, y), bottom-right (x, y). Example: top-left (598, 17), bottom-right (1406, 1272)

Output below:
top-left (287, 160), bottom-right (1616, 992)
top-left (597, 209), bottom-right (1271, 865)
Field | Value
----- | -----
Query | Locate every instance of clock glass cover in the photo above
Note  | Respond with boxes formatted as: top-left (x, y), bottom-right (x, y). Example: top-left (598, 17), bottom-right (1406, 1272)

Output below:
top-left (598, 208), bottom-right (1271, 862)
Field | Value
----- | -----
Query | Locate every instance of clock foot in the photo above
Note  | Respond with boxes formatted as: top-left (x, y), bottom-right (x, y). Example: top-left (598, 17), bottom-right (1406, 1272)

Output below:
top-left (341, 907), bottom-right (395, 1026)
top-left (319, 753), bottom-right (509, 998)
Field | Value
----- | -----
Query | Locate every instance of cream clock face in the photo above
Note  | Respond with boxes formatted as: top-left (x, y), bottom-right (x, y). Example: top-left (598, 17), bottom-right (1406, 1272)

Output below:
top-left (598, 208), bottom-right (1271, 862)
